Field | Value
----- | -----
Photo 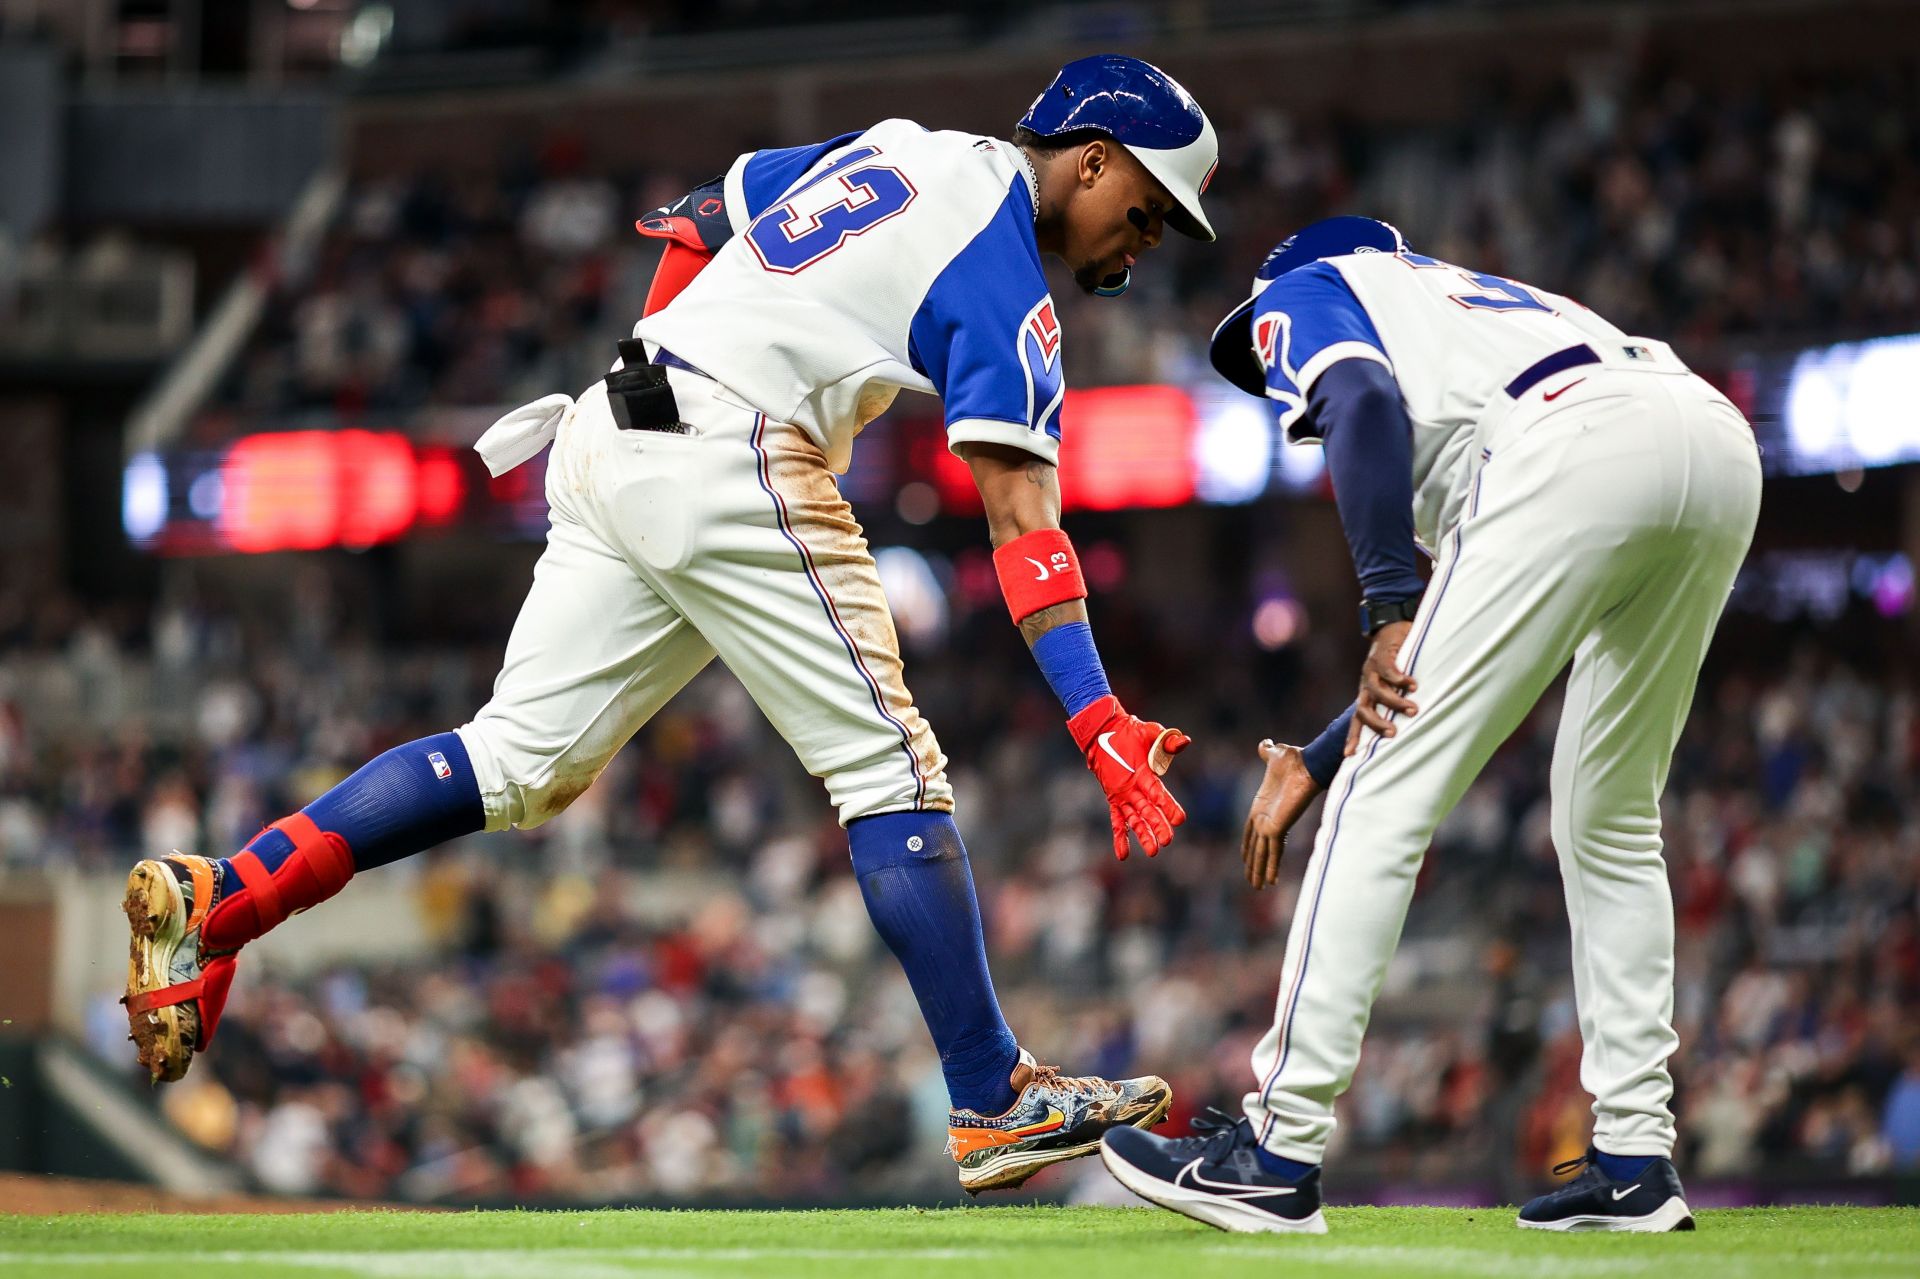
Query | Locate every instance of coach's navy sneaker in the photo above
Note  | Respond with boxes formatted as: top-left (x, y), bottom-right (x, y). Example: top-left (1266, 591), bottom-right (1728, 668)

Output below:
top-left (1517, 1148), bottom-right (1695, 1232)
top-left (1100, 1109), bottom-right (1327, 1234)
top-left (948, 1048), bottom-right (1173, 1194)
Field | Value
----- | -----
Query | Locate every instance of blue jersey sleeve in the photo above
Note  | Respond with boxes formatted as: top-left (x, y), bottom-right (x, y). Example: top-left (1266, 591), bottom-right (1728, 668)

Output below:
top-left (908, 183), bottom-right (1063, 464)
top-left (729, 131), bottom-right (866, 227)
top-left (1252, 260), bottom-right (1393, 441)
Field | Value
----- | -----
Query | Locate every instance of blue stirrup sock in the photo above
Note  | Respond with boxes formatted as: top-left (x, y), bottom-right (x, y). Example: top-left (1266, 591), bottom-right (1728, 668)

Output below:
top-left (847, 810), bottom-right (1020, 1115)
top-left (1255, 1147), bottom-right (1320, 1181)
top-left (206, 732), bottom-right (484, 948)
top-left (1593, 1149), bottom-right (1659, 1180)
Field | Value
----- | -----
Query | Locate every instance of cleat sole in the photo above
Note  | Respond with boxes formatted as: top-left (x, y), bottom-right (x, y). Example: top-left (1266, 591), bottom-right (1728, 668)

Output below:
top-left (1516, 1197), bottom-right (1696, 1233)
top-left (122, 861), bottom-right (200, 1084)
top-left (959, 1078), bottom-right (1174, 1195)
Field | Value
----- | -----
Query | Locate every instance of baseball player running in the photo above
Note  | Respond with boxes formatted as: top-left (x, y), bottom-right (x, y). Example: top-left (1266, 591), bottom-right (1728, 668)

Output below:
top-left (1100, 217), bottom-right (1760, 1230)
top-left (120, 55), bottom-right (1218, 1193)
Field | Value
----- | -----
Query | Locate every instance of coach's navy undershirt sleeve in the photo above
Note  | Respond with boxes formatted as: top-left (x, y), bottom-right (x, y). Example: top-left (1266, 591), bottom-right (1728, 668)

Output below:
top-left (1312, 358), bottom-right (1426, 603)
top-left (1300, 706), bottom-right (1356, 789)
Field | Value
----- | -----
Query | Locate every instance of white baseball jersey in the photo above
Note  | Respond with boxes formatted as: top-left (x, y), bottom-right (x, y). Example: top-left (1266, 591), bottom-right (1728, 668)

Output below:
top-left (636, 118), bottom-right (1065, 474)
top-left (1251, 250), bottom-right (1679, 548)
top-left (1237, 248), bottom-right (1763, 1168)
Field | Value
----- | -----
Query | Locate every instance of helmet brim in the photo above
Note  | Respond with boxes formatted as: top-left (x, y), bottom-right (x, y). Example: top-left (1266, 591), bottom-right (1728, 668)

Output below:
top-left (1128, 144), bottom-right (1216, 242)
top-left (1208, 294), bottom-right (1265, 396)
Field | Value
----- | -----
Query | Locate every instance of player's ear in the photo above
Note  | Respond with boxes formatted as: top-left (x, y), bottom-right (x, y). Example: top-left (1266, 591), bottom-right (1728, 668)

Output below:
top-left (1077, 138), bottom-right (1108, 189)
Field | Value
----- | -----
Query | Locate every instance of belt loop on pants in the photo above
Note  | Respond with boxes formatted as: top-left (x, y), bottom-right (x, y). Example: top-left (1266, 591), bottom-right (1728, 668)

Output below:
top-left (1505, 343), bottom-right (1601, 399)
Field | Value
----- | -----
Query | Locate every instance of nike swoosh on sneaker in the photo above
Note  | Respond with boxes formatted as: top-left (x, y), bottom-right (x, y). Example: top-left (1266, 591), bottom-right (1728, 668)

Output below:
top-left (1026, 557), bottom-right (1051, 581)
top-left (1611, 1184), bottom-right (1640, 1201)
top-left (1174, 1157), bottom-right (1298, 1200)
top-left (1097, 731), bottom-right (1137, 772)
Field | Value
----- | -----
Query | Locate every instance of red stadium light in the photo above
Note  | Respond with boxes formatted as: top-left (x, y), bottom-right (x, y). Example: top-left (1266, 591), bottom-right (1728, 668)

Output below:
top-left (175, 430), bottom-right (472, 554)
top-left (415, 447), bottom-right (468, 525)
top-left (1058, 385), bottom-right (1198, 511)
top-left (338, 430), bottom-right (419, 548)
top-left (916, 385), bottom-right (1202, 515)
top-left (220, 431), bottom-right (345, 553)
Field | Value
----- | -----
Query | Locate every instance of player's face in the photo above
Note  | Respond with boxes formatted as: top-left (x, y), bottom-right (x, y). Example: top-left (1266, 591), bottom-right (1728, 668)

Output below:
top-left (1063, 141), bottom-right (1173, 295)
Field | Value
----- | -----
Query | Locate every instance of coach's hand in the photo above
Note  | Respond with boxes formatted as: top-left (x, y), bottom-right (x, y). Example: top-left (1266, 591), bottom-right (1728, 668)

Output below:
top-left (1347, 619), bottom-right (1418, 753)
top-left (1067, 694), bottom-right (1190, 860)
top-left (1242, 740), bottom-right (1323, 889)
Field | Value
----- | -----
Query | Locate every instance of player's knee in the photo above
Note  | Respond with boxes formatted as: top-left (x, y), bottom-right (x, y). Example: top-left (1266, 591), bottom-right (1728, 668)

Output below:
top-left (456, 717), bottom-right (603, 832)
top-left (826, 742), bottom-right (953, 827)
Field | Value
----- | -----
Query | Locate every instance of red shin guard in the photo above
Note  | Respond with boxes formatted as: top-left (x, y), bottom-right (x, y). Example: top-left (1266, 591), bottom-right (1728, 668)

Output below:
top-left (201, 813), bottom-right (356, 952)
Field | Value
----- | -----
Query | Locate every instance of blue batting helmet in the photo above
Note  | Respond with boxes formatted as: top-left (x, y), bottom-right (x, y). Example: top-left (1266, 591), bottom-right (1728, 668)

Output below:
top-left (1209, 216), bottom-right (1409, 396)
top-left (1019, 54), bottom-right (1219, 244)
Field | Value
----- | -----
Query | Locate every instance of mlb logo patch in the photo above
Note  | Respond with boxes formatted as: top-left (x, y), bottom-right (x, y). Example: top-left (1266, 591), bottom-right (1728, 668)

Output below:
top-left (427, 751), bottom-right (452, 780)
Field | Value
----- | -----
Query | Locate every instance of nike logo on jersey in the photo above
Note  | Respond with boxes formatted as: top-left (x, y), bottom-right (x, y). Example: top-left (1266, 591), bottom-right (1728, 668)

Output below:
top-left (1611, 1185), bottom-right (1640, 1201)
top-left (1027, 557), bottom-right (1050, 581)
top-left (1543, 377), bottom-right (1586, 401)
top-left (1174, 1158), bottom-right (1299, 1200)
top-left (1097, 732), bottom-right (1137, 773)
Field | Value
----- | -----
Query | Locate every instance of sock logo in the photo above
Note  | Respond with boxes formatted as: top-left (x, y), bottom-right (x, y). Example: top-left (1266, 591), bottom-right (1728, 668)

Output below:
top-left (907, 835), bottom-right (924, 851)
top-left (427, 751), bottom-right (453, 780)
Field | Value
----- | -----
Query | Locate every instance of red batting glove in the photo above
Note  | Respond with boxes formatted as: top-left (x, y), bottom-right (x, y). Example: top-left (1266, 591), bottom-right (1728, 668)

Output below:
top-left (1067, 694), bottom-right (1192, 860)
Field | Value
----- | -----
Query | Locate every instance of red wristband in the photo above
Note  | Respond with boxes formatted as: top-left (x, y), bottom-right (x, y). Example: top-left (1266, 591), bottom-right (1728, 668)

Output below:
top-left (993, 528), bottom-right (1088, 624)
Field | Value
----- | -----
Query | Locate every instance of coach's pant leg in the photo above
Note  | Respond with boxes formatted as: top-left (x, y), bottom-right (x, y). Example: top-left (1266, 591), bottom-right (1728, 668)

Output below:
top-left (1550, 385), bottom-right (1761, 1157)
top-left (662, 411), bottom-right (951, 823)
top-left (459, 394), bottom-right (715, 830)
top-left (1243, 459), bottom-right (1605, 1162)
top-left (1241, 385), bottom-right (1699, 1163)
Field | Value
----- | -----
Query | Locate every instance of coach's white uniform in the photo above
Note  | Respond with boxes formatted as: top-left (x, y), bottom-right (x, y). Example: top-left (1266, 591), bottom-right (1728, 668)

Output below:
top-left (1242, 250), bottom-right (1761, 1161)
top-left (459, 120), bottom-right (1067, 830)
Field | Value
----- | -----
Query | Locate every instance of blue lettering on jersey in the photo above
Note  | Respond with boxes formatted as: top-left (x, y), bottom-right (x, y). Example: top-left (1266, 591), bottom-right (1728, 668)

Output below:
top-left (746, 145), bottom-right (919, 274)
top-left (1252, 261), bottom-right (1392, 437)
top-left (1397, 252), bottom-right (1553, 314)
top-left (737, 131), bottom-right (864, 219)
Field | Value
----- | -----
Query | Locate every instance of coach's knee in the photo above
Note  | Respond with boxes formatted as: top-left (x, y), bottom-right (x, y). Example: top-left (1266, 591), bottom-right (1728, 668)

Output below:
top-left (455, 718), bottom-right (605, 832)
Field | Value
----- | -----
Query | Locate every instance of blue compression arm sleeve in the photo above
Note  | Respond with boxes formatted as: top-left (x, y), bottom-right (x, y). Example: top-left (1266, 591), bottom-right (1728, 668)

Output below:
top-left (1030, 620), bottom-right (1113, 716)
top-left (1311, 359), bottom-right (1426, 603)
top-left (1300, 706), bottom-right (1356, 789)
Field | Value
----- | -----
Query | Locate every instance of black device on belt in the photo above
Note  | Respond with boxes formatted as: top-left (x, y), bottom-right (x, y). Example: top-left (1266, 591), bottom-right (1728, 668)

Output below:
top-left (605, 338), bottom-right (687, 433)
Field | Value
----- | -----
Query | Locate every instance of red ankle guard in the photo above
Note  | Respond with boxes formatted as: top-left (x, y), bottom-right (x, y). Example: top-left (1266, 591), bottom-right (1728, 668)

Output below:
top-left (202, 813), bottom-right (355, 950)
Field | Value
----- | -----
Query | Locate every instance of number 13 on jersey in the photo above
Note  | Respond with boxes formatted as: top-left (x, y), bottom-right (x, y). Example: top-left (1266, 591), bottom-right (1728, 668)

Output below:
top-left (747, 145), bottom-right (920, 273)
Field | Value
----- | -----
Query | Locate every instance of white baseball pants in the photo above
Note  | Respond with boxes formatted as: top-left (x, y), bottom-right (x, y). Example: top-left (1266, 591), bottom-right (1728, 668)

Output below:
top-left (1245, 364), bottom-right (1762, 1162)
top-left (456, 366), bottom-right (951, 831)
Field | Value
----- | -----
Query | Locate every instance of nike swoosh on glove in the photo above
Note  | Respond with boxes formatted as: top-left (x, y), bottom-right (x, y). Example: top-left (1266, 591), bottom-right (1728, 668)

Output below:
top-left (1067, 694), bottom-right (1191, 859)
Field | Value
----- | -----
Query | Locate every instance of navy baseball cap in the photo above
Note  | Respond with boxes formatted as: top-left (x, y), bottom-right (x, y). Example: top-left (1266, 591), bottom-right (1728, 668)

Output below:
top-left (1209, 216), bottom-right (1409, 395)
top-left (1019, 54), bottom-right (1219, 242)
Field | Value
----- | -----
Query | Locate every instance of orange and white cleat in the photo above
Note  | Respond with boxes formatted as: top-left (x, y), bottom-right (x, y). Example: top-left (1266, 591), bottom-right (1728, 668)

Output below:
top-left (947, 1048), bottom-right (1172, 1194)
top-left (121, 854), bottom-right (241, 1084)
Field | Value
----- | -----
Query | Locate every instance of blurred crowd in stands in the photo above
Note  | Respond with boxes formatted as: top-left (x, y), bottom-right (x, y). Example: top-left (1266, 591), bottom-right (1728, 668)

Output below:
top-left (3, 568), bottom-right (1916, 1201)
top-left (202, 53), bottom-right (1920, 442)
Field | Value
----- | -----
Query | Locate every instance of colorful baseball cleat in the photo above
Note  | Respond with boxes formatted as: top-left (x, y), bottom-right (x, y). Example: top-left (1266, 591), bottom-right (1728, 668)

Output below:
top-left (947, 1048), bottom-right (1172, 1194)
top-left (1100, 1109), bottom-right (1327, 1234)
top-left (1517, 1148), bottom-right (1695, 1232)
top-left (121, 854), bottom-right (241, 1084)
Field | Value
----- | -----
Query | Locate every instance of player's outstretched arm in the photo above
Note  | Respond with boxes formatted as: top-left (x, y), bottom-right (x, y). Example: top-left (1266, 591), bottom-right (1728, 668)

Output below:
top-left (960, 441), bottom-right (1190, 860)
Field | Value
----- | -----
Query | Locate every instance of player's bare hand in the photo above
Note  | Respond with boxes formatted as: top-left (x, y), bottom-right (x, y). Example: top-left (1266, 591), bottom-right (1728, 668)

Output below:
top-left (1241, 739), bottom-right (1323, 889)
top-left (1068, 694), bottom-right (1191, 860)
top-left (1351, 619), bottom-right (1418, 748)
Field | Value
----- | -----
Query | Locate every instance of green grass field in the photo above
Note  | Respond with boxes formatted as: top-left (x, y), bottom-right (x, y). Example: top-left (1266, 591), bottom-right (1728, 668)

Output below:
top-left (3, 1206), bottom-right (1917, 1279)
